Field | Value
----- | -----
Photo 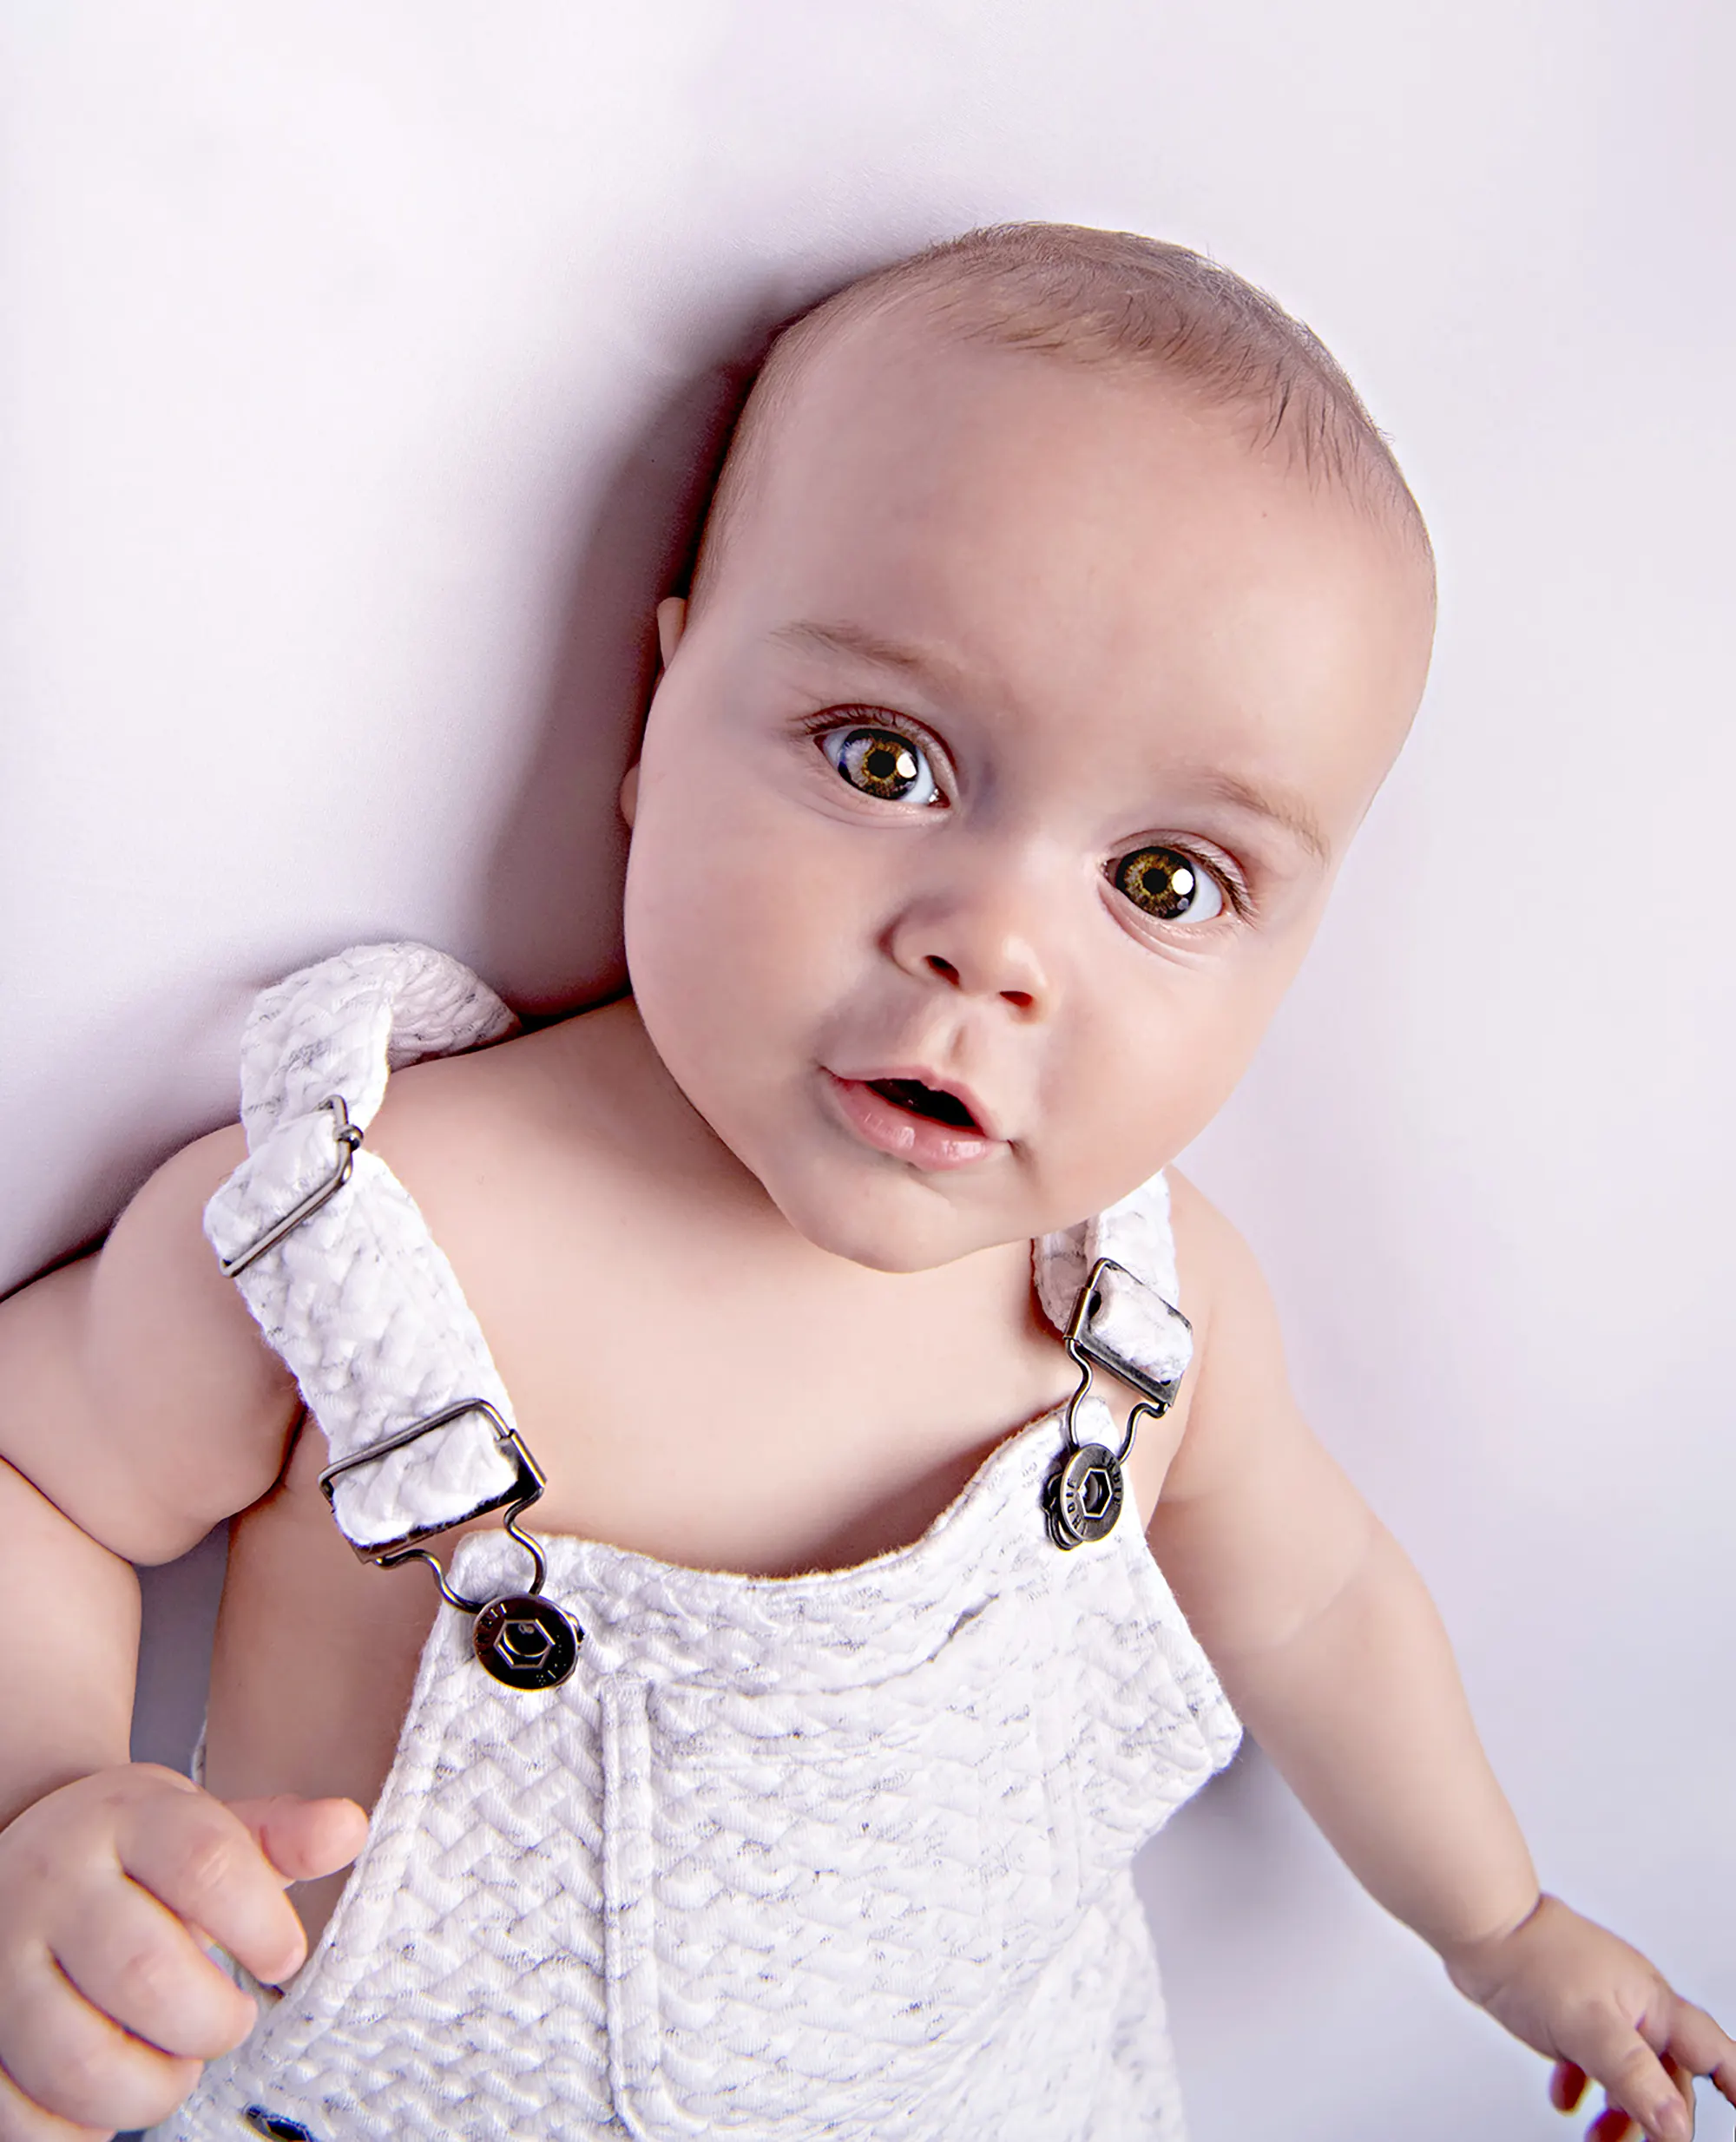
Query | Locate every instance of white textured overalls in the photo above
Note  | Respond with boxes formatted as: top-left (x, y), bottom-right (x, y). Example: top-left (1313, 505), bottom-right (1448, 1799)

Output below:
top-left (150, 944), bottom-right (1240, 2142)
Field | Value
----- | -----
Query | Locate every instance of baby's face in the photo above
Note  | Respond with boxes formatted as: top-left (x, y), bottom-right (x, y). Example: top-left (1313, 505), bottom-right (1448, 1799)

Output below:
top-left (622, 317), bottom-right (1434, 1271)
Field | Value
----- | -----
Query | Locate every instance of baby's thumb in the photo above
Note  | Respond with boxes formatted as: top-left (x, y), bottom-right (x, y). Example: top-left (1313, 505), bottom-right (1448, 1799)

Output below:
top-left (223, 1792), bottom-right (370, 1885)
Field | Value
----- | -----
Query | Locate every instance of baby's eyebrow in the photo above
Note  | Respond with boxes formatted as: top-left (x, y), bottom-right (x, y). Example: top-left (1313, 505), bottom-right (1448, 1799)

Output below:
top-left (771, 619), bottom-right (957, 685)
top-left (1180, 767), bottom-right (1332, 868)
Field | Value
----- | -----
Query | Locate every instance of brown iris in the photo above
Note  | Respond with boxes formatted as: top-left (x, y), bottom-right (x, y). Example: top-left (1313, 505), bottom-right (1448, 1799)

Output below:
top-left (835, 727), bottom-right (923, 799)
top-left (1114, 846), bottom-right (1204, 920)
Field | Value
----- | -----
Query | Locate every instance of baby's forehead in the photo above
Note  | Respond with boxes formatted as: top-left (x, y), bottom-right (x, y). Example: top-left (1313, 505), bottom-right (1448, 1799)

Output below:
top-left (718, 322), bottom-right (1264, 618)
top-left (733, 319), bottom-right (1419, 635)
top-left (692, 236), bottom-right (1433, 619)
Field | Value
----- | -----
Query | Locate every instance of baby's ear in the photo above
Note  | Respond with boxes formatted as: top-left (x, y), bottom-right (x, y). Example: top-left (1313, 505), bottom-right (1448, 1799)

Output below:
top-left (619, 763), bottom-right (641, 828)
top-left (655, 595), bottom-right (687, 667)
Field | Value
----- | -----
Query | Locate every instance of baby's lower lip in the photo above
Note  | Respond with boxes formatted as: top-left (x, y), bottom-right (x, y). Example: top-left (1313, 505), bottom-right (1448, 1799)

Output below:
top-left (821, 1073), bottom-right (1003, 1171)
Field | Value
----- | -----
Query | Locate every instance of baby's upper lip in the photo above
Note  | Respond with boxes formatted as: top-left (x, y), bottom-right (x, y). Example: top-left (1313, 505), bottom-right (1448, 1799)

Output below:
top-left (831, 1064), bottom-right (1007, 1143)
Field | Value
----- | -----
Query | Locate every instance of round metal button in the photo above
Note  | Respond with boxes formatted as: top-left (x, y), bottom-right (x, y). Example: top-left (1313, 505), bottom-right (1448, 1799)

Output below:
top-left (473, 1593), bottom-right (582, 1689)
top-left (1042, 1442), bottom-right (1125, 1549)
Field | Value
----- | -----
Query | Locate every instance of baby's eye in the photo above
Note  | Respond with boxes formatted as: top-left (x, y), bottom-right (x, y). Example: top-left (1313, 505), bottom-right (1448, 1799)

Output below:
top-left (819, 724), bottom-right (942, 806)
top-left (1110, 845), bottom-right (1225, 923)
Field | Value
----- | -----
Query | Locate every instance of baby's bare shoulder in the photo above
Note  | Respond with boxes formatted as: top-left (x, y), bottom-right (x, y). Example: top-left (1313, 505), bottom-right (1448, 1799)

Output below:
top-left (1165, 1167), bottom-right (1282, 1389)
top-left (357, 999), bottom-right (681, 1351)
top-left (1161, 1166), bottom-right (1318, 1503)
top-left (362, 999), bottom-right (648, 1216)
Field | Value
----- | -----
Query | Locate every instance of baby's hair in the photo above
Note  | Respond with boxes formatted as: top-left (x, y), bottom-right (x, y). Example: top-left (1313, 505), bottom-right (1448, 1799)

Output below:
top-left (690, 221), bottom-right (1432, 602)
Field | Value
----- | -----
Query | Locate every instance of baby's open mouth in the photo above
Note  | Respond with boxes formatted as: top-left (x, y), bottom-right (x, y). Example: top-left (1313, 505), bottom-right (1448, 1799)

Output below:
top-left (866, 1077), bottom-right (981, 1132)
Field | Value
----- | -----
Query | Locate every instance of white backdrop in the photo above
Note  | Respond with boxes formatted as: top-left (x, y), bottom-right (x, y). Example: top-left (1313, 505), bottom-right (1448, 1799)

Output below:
top-left (4, 5), bottom-right (1733, 2137)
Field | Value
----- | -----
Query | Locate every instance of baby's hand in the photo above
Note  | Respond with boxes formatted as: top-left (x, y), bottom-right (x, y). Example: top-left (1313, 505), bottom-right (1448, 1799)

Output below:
top-left (0, 1764), bottom-right (366, 2140)
top-left (1444, 1893), bottom-right (1736, 2142)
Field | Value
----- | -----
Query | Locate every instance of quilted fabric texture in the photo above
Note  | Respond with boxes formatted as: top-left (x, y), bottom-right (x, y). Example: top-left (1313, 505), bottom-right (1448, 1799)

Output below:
top-left (1035, 1186), bottom-right (1187, 1377)
top-left (201, 944), bottom-right (526, 1546)
top-left (155, 945), bottom-right (1240, 2142)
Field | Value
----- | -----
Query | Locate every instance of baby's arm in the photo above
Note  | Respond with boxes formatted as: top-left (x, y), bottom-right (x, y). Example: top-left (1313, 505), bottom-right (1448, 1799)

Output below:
top-left (1, 1128), bottom-right (293, 1571)
top-left (1155, 1176), bottom-right (1735, 2142)
top-left (0, 1133), bottom-right (365, 2139)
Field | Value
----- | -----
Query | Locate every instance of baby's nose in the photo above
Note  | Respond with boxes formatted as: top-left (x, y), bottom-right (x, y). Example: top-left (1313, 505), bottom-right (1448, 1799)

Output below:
top-left (917, 945), bottom-right (1039, 1010)
top-left (885, 880), bottom-right (1053, 1015)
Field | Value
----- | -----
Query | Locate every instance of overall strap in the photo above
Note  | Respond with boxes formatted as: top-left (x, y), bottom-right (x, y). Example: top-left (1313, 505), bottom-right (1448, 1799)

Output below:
top-left (1033, 1173), bottom-right (1193, 1403)
top-left (1031, 1175), bottom-right (1193, 1551)
top-left (203, 943), bottom-right (526, 1554)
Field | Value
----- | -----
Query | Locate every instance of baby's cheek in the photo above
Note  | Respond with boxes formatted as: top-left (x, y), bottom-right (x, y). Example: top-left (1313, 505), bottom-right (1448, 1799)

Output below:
top-left (625, 831), bottom-right (829, 1100)
top-left (1062, 994), bottom-right (1259, 1196)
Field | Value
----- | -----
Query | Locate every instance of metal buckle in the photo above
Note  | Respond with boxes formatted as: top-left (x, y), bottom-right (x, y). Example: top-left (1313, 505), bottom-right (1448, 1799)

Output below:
top-left (1045, 1257), bottom-right (1192, 1552)
top-left (319, 1396), bottom-right (550, 1612)
top-left (1062, 1255), bottom-right (1192, 1458)
top-left (220, 1096), bottom-right (364, 1277)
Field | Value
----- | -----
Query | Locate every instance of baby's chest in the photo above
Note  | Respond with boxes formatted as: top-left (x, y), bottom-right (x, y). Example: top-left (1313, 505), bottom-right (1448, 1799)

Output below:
top-left (483, 1252), bottom-right (1185, 1561)
top-left (429, 1219), bottom-right (1074, 1573)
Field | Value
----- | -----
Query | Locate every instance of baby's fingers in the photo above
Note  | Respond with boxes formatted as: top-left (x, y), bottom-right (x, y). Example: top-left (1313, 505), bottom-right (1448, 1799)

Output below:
top-left (118, 1786), bottom-right (313, 1989)
top-left (1573, 2060), bottom-right (1693, 2142)
top-left (1564, 2027), bottom-right (1692, 2142)
top-left (225, 1793), bottom-right (368, 1889)
top-left (0, 1950), bottom-right (202, 2137)
top-left (1655, 2000), bottom-right (1736, 2111)
top-left (0, 2052), bottom-right (114, 2142)
top-left (50, 1876), bottom-right (258, 2061)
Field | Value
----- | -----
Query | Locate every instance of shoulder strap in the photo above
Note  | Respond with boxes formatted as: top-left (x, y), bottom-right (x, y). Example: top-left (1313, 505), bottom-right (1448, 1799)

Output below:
top-left (1033, 1172), bottom-right (1193, 1404)
top-left (203, 943), bottom-right (525, 1553)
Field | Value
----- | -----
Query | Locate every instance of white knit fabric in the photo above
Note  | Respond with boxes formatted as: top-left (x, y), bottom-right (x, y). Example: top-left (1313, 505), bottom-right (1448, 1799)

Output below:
top-left (1035, 1193), bottom-right (1192, 1398)
top-left (155, 945), bottom-right (1240, 2142)
top-left (201, 944), bottom-right (523, 1547)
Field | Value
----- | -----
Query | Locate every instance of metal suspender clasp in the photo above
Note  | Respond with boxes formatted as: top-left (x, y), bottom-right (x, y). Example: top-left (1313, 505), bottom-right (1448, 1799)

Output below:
top-left (1063, 1256), bottom-right (1191, 1426)
top-left (220, 1097), bottom-right (365, 1277)
top-left (318, 1397), bottom-right (582, 1689)
top-left (1043, 1257), bottom-right (1193, 1552)
top-left (318, 1396), bottom-right (546, 1574)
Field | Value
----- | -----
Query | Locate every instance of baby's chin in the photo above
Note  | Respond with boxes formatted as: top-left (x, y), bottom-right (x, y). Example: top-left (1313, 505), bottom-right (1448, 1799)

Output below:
top-left (762, 1166), bottom-right (1032, 1276)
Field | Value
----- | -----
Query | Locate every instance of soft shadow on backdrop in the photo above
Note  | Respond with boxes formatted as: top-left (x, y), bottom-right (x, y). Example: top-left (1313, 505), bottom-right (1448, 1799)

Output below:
top-left (6, 6), bottom-right (1733, 2139)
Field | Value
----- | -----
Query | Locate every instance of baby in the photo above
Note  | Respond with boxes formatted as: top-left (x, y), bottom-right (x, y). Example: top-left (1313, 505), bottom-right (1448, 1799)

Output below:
top-left (0, 224), bottom-right (1730, 2142)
